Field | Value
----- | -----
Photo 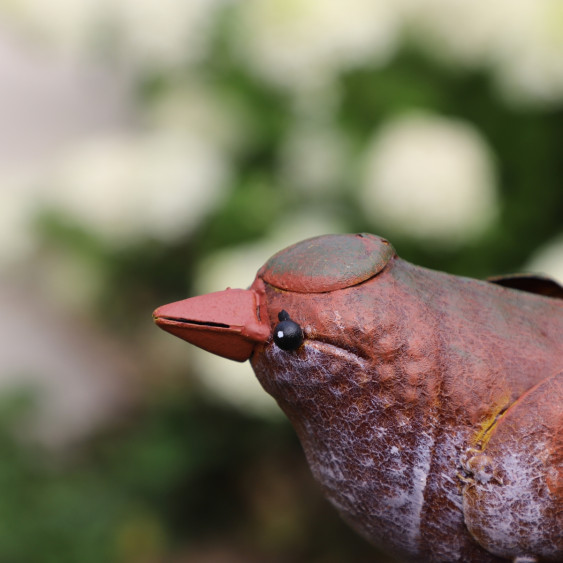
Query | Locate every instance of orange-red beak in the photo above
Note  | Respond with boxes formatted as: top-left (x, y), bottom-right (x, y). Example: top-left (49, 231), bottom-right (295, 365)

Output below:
top-left (153, 288), bottom-right (271, 362)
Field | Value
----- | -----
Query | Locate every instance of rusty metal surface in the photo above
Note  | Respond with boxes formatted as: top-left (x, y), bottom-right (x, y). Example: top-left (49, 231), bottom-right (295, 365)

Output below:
top-left (258, 233), bottom-right (395, 293)
top-left (462, 371), bottom-right (562, 560)
top-left (154, 233), bottom-right (563, 562)
top-left (153, 288), bottom-right (269, 362)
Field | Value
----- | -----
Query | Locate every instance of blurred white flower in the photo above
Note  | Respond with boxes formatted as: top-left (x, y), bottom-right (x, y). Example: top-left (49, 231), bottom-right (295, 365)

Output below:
top-left (399, 0), bottom-right (503, 67)
top-left (192, 212), bottom-right (344, 417)
top-left (233, 0), bottom-right (399, 90)
top-left (278, 122), bottom-right (350, 193)
top-left (108, 0), bottom-right (225, 71)
top-left (146, 81), bottom-right (245, 154)
top-left (46, 131), bottom-right (230, 246)
top-left (1, 0), bottom-right (104, 55)
top-left (400, 0), bottom-right (563, 107)
top-left (360, 113), bottom-right (498, 246)
top-left (491, 0), bottom-right (563, 107)
top-left (3, 0), bottom-right (225, 69)
top-left (525, 235), bottom-right (563, 284)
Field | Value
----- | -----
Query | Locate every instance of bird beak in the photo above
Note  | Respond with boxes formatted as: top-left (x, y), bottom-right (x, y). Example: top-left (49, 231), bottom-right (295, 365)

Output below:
top-left (153, 287), bottom-right (271, 362)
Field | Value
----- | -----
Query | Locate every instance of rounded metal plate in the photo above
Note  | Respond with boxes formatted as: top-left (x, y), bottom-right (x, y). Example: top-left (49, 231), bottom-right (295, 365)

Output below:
top-left (258, 233), bottom-right (395, 293)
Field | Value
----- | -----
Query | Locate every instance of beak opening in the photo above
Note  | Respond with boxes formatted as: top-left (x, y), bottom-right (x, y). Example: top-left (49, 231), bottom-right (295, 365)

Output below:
top-left (153, 288), bottom-right (270, 362)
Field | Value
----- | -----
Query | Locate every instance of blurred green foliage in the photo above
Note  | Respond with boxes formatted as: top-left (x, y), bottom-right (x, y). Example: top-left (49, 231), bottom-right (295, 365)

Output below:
top-left (0, 389), bottom-right (391, 562)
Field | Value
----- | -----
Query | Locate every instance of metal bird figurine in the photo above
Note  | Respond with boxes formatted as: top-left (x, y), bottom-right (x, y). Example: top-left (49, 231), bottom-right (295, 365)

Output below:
top-left (153, 233), bottom-right (563, 562)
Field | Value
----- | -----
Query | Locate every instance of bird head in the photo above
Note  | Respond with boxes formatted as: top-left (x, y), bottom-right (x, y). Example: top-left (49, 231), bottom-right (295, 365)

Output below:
top-left (153, 233), bottom-right (397, 415)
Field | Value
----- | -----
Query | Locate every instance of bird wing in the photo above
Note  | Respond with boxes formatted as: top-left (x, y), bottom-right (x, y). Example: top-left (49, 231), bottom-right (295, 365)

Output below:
top-left (461, 371), bottom-right (563, 561)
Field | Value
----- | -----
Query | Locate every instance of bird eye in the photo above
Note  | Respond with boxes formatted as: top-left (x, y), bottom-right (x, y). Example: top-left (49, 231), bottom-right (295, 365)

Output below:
top-left (273, 310), bottom-right (303, 351)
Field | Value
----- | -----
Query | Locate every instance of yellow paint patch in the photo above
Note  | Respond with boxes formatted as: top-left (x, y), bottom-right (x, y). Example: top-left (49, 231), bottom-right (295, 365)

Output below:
top-left (471, 394), bottom-right (511, 449)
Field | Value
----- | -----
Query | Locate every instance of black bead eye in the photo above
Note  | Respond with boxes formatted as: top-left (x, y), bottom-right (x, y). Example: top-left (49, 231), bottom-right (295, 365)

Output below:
top-left (273, 310), bottom-right (303, 351)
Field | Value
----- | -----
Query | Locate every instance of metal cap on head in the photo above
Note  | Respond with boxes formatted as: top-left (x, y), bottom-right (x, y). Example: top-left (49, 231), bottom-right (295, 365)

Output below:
top-left (258, 233), bottom-right (395, 293)
top-left (153, 287), bottom-right (270, 362)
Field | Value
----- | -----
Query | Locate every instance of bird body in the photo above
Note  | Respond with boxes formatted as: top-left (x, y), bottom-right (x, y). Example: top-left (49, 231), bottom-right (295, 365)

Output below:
top-left (154, 233), bottom-right (563, 562)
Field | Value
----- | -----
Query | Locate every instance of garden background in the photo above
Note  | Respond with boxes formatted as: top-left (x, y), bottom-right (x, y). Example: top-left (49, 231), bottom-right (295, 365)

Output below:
top-left (1, 1), bottom-right (562, 561)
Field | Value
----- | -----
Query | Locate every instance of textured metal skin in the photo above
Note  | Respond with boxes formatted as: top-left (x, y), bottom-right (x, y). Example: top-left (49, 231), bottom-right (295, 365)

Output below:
top-left (462, 371), bottom-right (562, 560)
top-left (154, 234), bottom-right (563, 562)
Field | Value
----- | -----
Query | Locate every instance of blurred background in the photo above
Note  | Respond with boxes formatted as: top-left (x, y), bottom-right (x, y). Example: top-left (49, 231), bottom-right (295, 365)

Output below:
top-left (0, 0), bottom-right (562, 561)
